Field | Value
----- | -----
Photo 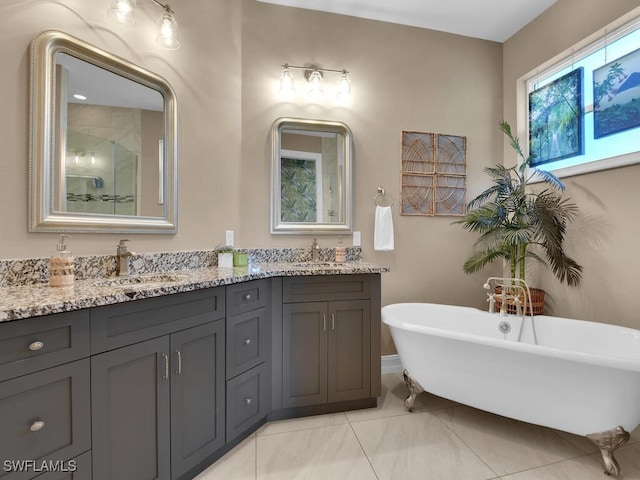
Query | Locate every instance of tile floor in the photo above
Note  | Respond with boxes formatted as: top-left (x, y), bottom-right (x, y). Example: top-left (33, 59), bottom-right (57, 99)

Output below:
top-left (195, 372), bottom-right (640, 480)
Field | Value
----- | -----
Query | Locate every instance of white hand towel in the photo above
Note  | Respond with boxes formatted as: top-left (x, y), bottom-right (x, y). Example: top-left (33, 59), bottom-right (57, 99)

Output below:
top-left (374, 205), bottom-right (394, 251)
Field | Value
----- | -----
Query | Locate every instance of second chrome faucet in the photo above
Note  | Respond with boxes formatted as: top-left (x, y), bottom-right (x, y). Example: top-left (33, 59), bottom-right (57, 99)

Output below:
top-left (116, 239), bottom-right (137, 276)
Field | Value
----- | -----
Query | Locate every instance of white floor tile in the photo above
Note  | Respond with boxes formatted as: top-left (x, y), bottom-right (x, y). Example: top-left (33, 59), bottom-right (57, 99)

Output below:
top-left (256, 423), bottom-right (377, 480)
top-left (197, 373), bottom-right (639, 480)
top-left (351, 411), bottom-right (497, 480)
top-left (194, 436), bottom-right (256, 480)
top-left (434, 405), bottom-right (587, 476)
top-left (346, 371), bottom-right (430, 423)
top-left (256, 412), bottom-right (348, 436)
top-left (501, 444), bottom-right (640, 479)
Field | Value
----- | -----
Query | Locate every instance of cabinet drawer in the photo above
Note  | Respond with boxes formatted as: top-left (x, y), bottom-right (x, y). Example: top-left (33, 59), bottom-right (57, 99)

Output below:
top-left (226, 363), bottom-right (269, 441)
top-left (0, 311), bottom-right (90, 382)
top-left (283, 275), bottom-right (371, 303)
top-left (226, 279), bottom-right (268, 317)
top-left (31, 450), bottom-right (91, 480)
top-left (226, 308), bottom-right (269, 379)
top-left (0, 360), bottom-right (91, 480)
top-left (91, 288), bottom-right (224, 353)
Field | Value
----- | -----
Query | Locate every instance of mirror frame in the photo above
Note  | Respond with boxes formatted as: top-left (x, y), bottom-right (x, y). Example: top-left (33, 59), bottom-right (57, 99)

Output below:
top-left (29, 30), bottom-right (178, 233)
top-left (270, 117), bottom-right (353, 234)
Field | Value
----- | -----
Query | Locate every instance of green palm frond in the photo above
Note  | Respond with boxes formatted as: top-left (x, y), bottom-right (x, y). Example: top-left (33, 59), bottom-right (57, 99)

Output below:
top-left (463, 248), bottom-right (510, 274)
top-left (457, 120), bottom-right (582, 286)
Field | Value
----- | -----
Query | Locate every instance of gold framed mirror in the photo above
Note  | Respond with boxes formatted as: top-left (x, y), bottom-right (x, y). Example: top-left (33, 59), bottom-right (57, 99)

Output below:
top-left (29, 30), bottom-right (178, 233)
top-left (270, 117), bottom-right (353, 234)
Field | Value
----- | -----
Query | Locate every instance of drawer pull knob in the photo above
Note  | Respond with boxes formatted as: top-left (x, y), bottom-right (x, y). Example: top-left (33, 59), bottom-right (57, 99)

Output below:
top-left (243, 338), bottom-right (251, 345)
top-left (30, 421), bottom-right (45, 432)
top-left (244, 397), bottom-right (252, 405)
top-left (29, 341), bottom-right (44, 351)
top-left (243, 293), bottom-right (252, 301)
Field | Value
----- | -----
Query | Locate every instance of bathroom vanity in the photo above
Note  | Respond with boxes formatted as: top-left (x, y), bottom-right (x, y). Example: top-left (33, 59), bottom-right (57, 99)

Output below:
top-left (0, 263), bottom-right (385, 480)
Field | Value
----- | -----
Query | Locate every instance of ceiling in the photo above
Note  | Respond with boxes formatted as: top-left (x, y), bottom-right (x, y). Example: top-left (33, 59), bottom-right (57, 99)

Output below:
top-left (256, 0), bottom-right (558, 42)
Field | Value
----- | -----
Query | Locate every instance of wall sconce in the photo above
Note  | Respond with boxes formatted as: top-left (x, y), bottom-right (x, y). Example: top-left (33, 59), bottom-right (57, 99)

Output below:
top-left (279, 64), bottom-right (351, 103)
top-left (108, 0), bottom-right (180, 50)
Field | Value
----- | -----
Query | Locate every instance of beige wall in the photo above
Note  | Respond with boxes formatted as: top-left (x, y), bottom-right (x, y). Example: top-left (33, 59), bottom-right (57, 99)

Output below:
top-left (8, 0), bottom-right (637, 354)
top-left (239, 2), bottom-right (504, 354)
top-left (503, 0), bottom-right (640, 329)
top-left (0, 1), bottom-right (242, 256)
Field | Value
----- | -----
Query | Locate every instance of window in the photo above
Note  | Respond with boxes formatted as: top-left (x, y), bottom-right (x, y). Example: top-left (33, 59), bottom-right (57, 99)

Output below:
top-left (525, 14), bottom-right (640, 177)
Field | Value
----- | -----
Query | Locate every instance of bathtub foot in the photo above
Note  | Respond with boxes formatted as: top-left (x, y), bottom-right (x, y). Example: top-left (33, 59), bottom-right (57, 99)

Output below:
top-left (586, 426), bottom-right (630, 476)
top-left (402, 369), bottom-right (424, 411)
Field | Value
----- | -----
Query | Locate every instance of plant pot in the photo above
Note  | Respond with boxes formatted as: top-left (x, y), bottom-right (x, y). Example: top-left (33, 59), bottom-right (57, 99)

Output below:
top-left (233, 252), bottom-right (248, 267)
top-left (494, 286), bottom-right (545, 315)
top-left (218, 252), bottom-right (233, 268)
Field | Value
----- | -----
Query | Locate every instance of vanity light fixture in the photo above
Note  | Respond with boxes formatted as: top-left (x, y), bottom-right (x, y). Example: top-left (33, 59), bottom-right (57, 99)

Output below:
top-left (279, 63), bottom-right (351, 103)
top-left (107, 0), bottom-right (180, 50)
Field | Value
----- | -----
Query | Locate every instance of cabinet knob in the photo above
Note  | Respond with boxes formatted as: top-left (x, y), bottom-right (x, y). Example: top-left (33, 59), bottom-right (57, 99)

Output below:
top-left (244, 397), bottom-right (252, 405)
top-left (30, 421), bottom-right (45, 432)
top-left (243, 293), bottom-right (252, 301)
top-left (243, 338), bottom-right (251, 345)
top-left (29, 341), bottom-right (44, 351)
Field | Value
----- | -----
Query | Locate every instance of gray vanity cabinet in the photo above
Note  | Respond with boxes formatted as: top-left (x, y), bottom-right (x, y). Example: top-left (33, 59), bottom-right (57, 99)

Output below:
top-left (282, 300), bottom-right (371, 407)
top-left (0, 310), bottom-right (91, 480)
top-left (225, 280), bottom-right (271, 442)
top-left (91, 337), bottom-right (171, 480)
top-left (89, 289), bottom-right (226, 480)
top-left (170, 321), bottom-right (225, 479)
top-left (280, 275), bottom-right (378, 410)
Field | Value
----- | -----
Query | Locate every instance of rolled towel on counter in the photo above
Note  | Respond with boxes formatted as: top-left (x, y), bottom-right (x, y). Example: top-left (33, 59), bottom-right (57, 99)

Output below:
top-left (374, 205), bottom-right (394, 251)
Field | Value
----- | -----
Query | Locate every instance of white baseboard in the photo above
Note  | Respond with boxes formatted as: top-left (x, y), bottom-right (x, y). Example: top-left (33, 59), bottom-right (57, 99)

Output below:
top-left (381, 354), bottom-right (403, 375)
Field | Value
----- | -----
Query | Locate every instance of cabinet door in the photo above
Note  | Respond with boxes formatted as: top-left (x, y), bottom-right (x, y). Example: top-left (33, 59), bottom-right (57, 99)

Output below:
top-left (328, 300), bottom-right (371, 403)
top-left (0, 360), bottom-right (90, 480)
top-left (91, 337), bottom-right (170, 480)
top-left (282, 302), bottom-right (327, 408)
top-left (170, 322), bottom-right (225, 479)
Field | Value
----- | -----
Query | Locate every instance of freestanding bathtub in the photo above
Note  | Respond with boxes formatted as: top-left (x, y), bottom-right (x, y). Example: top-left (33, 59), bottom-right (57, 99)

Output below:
top-left (382, 302), bottom-right (640, 476)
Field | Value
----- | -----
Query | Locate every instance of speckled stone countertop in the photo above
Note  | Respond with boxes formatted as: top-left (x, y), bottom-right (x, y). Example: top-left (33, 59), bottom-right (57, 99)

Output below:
top-left (0, 261), bottom-right (389, 322)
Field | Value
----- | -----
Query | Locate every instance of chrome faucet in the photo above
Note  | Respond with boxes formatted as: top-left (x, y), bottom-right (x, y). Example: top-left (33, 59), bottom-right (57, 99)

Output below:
top-left (483, 277), bottom-right (537, 345)
top-left (116, 239), bottom-right (137, 276)
top-left (311, 238), bottom-right (320, 262)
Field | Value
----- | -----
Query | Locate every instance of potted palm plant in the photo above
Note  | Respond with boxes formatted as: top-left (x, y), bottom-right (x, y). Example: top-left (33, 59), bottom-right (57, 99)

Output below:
top-left (458, 121), bottom-right (582, 313)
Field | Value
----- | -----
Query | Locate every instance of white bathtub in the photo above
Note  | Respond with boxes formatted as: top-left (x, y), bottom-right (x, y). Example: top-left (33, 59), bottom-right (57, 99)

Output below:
top-left (382, 302), bottom-right (640, 475)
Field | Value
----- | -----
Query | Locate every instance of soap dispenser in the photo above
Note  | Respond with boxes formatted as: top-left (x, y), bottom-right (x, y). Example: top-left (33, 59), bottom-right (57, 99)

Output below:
top-left (50, 234), bottom-right (74, 287)
top-left (335, 235), bottom-right (346, 263)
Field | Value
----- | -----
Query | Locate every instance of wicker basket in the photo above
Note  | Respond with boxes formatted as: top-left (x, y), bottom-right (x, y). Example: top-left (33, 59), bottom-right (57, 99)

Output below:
top-left (494, 286), bottom-right (545, 315)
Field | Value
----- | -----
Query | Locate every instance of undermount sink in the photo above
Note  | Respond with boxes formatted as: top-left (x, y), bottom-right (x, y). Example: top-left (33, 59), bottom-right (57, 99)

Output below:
top-left (286, 262), bottom-right (350, 268)
top-left (94, 273), bottom-right (188, 287)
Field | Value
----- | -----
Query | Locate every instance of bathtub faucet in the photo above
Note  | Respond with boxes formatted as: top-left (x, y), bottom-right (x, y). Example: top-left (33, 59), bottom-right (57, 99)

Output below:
top-left (483, 277), bottom-right (538, 345)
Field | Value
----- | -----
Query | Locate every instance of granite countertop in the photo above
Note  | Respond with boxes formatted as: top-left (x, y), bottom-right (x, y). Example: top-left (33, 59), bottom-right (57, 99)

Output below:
top-left (0, 261), bottom-right (389, 322)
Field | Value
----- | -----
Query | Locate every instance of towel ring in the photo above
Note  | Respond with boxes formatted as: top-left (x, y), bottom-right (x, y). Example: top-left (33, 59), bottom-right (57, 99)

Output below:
top-left (374, 187), bottom-right (394, 207)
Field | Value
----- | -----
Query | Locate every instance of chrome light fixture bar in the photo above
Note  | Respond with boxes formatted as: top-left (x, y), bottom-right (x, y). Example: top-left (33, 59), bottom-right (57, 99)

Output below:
top-left (279, 63), bottom-right (351, 102)
top-left (108, 0), bottom-right (180, 50)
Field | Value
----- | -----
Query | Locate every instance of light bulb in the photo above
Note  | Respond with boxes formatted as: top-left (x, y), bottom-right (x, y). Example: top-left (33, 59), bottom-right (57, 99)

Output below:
top-left (336, 71), bottom-right (351, 102)
top-left (307, 70), bottom-right (324, 101)
top-left (90, 153), bottom-right (96, 165)
top-left (279, 66), bottom-right (296, 100)
top-left (108, 0), bottom-right (136, 24)
top-left (73, 154), bottom-right (80, 165)
top-left (156, 8), bottom-right (180, 50)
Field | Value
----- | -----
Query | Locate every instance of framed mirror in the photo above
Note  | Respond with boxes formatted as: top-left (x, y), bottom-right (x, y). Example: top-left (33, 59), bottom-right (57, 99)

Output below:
top-left (271, 118), bottom-right (353, 234)
top-left (29, 30), bottom-right (178, 233)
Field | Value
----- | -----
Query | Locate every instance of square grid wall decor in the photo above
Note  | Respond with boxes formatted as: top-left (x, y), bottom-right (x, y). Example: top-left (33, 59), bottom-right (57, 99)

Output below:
top-left (401, 131), bottom-right (467, 216)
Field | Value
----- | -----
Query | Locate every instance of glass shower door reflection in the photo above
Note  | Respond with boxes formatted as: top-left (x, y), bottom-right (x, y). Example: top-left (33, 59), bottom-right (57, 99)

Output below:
top-left (65, 131), bottom-right (137, 216)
